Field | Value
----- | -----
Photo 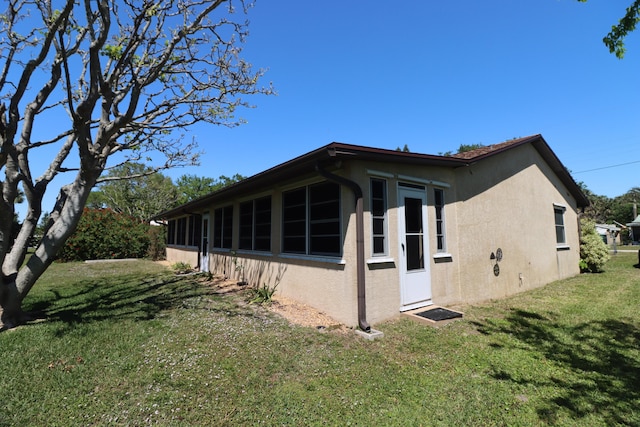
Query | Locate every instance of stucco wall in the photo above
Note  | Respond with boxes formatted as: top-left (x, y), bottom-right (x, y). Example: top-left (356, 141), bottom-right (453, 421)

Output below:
top-left (164, 145), bottom-right (582, 327)
top-left (166, 245), bottom-right (199, 267)
top-left (451, 143), bottom-right (580, 304)
top-left (203, 182), bottom-right (362, 327)
top-left (352, 160), bottom-right (461, 323)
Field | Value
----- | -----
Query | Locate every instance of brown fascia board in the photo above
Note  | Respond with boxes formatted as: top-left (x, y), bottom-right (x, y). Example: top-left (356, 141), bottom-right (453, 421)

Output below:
top-left (156, 136), bottom-right (588, 218)
top-left (156, 143), bottom-right (467, 219)
top-left (155, 145), bottom-right (331, 218)
top-left (326, 142), bottom-right (467, 167)
top-left (525, 136), bottom-right (589, 208)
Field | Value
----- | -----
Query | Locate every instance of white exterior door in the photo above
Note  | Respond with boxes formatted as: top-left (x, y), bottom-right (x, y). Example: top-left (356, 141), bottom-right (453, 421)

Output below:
top-left (200, 214), bottom-right (210, 273)
top-left (398, 185), bottom-right (432, 310)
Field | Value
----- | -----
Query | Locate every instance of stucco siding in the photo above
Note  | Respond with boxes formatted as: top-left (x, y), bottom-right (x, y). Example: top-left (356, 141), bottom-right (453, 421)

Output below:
top-left (166, 246), bottom-right (199, 267)
top-left (452, 144), bottom-right (580, 304)
top-left (162, 139), bottom-right (584, 328)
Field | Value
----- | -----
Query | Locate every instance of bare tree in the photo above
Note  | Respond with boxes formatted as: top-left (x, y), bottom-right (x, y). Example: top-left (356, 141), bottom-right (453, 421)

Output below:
top-left (0, 0), bottom-right (272, 329)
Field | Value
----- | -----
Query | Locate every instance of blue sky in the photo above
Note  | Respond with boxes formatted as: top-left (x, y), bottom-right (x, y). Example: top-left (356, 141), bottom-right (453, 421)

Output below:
top-left (176, 0), bottom-right (638, 199)
top-left (14, 1), bottom-right (640, 219)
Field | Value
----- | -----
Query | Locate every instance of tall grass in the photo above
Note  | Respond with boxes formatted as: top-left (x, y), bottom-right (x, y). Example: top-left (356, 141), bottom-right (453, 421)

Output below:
top-left (0, 254), bottom-right (638, 426)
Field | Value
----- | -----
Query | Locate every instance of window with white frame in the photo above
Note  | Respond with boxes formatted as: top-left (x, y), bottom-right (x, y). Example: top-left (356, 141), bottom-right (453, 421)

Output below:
top-left (554, 205), bottom-right (566, 245)
top-left (370, 178), bottom-right (388, 256)
top-left (434, 188), bottom-right (446, 252)
top-left (282, 181), bottom-right (341, 256)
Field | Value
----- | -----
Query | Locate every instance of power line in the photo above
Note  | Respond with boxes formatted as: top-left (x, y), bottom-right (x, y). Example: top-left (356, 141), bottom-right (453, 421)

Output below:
top-left (573, 159), bottom-right (640, 174)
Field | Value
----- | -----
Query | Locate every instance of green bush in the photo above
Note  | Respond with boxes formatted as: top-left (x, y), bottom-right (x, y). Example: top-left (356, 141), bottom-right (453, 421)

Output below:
top-left (58, 208), bottom-right (152, 262)
top-left (146, 225), bottom-right (166, 260)
top-left (579, 218), bottom-right (610, 273)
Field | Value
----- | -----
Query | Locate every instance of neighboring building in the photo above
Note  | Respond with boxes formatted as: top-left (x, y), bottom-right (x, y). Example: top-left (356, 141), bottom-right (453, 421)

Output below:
top-left (627, 215), bottom-right (640, 245)
top-left (595, 224), bottom-right (621, 246)
top-left (157, 134), bottom-right (589, 331)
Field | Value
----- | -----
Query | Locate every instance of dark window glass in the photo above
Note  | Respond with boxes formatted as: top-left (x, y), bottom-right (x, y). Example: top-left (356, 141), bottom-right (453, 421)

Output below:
top-left (222, 206), bottom-right (233, 249)
top-left (404, 196), bottom-right (425, 270)
top-left (370, 179), bottom-right (387, 255)
top-left (555, 207), bottom-right (566, 244)
top-left (213, 206), bottom-right (233, 249)
top-left (177, 217), bottom-right (187, 245)
top-left (167, 220), bottom-right (176, 245)
top-left (283, 188), bottom-right (307, 254)
top-left (405, 197), bottom-right (423, 234)
top-left (309, 182), bottom-right (340, 256)
top-left (201, 218), bottom-right (208, 255)
top-left (188, 214), bottom-right (202, 247)
top-left (239, 201), bottom-right (253, 250)
top-left (283, 182), bottom-right (341, 256)
top-left (254, 196), bottom-right (272, 252)
top-left (434, 188), bottom-right (446, 252)
top-left (406, 235), bottom-right (425, 270)
top-left (239, 197), bottom-right (272, 251)
top-left (213, 208), bottom-right (223, 248)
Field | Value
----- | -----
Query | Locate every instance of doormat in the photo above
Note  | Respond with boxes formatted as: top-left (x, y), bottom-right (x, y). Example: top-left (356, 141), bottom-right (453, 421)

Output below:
top-left (414, 307), bottom-right (463, 321)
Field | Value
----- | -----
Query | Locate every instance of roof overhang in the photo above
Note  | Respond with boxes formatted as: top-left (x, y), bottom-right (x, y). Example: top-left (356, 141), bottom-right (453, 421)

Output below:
top-left (155, 143), bottom-right (468, 219)
top-left (156, 135), bottom-right (589, 218)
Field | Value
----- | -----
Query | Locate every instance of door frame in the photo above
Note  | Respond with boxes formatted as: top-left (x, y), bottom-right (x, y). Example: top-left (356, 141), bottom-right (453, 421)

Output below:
top-left (200, 213), bottom-right (210, 273)
top-left (397, 184), bottom-right (432, 311)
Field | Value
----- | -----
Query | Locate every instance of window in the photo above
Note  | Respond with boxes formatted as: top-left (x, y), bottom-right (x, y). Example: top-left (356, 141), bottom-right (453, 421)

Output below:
top-left (282, 188), bottom-right (307, 254)
top-left (309, 182), bottom-right (341, 256)
top-left (188, 214), bottom-right (202, 248)
top-left (176, 217), bottom-right (187, 245)
top-left (239, 196), bottom-right (272, 251)
top-left (434, 188), bottom-right (446, 252)
top-left (167, 219), bottom-right (176, 245)
top-left (168, 215), bottom-right (200, 247)
top-left (282, 182), bottom-right (341, 256)
top-left (213, 205), bottom-right (233, 249)
top-left (370, 178), bottom-right (387, 256)
top-left (554, 205), bottom-right (566, 245)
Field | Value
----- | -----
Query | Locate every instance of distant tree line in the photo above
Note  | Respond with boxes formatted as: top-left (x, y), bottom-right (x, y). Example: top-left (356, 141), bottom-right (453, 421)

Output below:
top-left (580, 185), bottom-right (639, 244)
top-left (87, 163), bottom-right (245, 222)
top-left (23, 164), bottom-right (244, 262)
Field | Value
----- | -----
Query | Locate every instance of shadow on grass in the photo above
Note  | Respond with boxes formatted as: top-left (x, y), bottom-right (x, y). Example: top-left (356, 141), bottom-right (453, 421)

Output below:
top-left (473, 310), bottom-right (640, 425)
top-left (24, 273), bottom-right (253, 335)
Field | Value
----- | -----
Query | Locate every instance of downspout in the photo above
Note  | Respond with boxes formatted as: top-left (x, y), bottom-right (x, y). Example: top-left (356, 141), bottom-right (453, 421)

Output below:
top-left (315, 162), bottom-right (371, 333)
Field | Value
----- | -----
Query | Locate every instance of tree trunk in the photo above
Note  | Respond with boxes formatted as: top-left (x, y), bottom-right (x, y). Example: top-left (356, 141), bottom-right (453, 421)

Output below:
top-left (0, 274), bottom-right (24, 330)
top-left (0, 168), bottom-right (102, 330)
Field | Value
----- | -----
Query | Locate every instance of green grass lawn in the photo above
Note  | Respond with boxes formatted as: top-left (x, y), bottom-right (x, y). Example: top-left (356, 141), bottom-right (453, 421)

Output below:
top-left (1, 255), bottom-right (639, 426)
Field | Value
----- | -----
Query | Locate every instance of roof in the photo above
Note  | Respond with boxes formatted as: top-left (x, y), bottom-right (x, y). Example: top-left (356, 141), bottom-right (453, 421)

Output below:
top-left (450, 134), bottom-right (588, 206)
top-left (451, 135), bottom-right (541, 160)
top-left (627, 215), bottom-right (640, 226)
top-left (595, 224), bottom-right (621, 232)
top-left (156, 134), bottom-right (588, 218)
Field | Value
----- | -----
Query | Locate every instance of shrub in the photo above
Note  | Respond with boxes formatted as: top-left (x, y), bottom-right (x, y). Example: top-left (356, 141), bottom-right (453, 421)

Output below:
top-left (246, 282), bottom-right (278, 305)
top-left (147, 225), bottom-right (166, 261)
top-left (579, 218), bottom-right (610, 273)
top-left (58, 208), bottom-right (152, 262)
top-left (171, 262), bottom-right (193, 274)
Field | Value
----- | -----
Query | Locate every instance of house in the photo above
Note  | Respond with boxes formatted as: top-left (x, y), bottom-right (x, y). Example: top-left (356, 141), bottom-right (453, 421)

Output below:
top-left (627, 215), bottom-right (640, 245)
top-left (157, 134), bottom-right (589, 331)
top-left (595, 224), bottom-right (621, 246)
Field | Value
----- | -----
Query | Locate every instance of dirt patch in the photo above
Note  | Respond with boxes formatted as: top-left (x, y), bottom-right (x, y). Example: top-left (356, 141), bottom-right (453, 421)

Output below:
top-left (268, 295), bottom-right (349, 333)
top-left (184, 271), bottom-right (349, 333)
